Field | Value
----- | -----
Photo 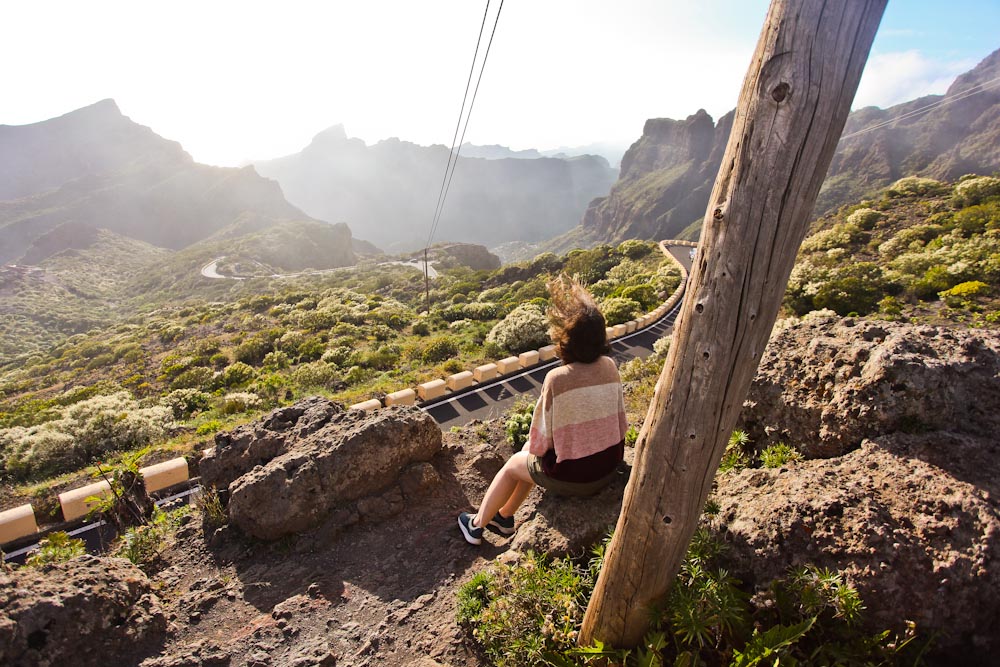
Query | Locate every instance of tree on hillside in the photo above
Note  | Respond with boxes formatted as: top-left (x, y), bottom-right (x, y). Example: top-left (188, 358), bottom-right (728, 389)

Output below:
top-left (579, 0), bottom-right (888, 648)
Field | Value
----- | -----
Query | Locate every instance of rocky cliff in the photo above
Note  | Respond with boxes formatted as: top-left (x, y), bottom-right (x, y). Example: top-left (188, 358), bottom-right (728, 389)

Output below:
top-left (580, 109), bottom-right (733, 243)
top-left (254, 126), bottom-right (617, 253)
top-left (574, 47), bottom-right (1000, 247)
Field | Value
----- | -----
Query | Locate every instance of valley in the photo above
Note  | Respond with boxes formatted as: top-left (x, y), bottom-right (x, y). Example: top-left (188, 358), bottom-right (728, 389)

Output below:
top-left (2, 40), bottom-right (1000, 667)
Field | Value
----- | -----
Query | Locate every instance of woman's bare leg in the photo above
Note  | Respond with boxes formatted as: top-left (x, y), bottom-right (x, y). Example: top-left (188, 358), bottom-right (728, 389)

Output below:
top-left (473, 451), bottom-right (533, 528)
top-left (499, 481), bottom-right (533, 518)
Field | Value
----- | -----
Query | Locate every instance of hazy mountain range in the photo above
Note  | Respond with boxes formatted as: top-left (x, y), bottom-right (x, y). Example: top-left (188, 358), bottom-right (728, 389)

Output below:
top-left (253, 126), bottom-right (617, 253)
top-left (0, 99), bottom-right (355, 269)
top-left (543, 46), bottom-right (1000, 252)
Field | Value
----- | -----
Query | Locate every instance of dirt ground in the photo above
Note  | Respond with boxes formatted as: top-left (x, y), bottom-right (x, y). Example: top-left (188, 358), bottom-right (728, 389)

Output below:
top-left (140, 420), bottom-right (529, 667)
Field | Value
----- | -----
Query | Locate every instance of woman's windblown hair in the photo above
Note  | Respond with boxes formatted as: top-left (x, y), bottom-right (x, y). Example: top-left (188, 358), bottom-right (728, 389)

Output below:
top-left (547, 275), bottom-right (610, 364)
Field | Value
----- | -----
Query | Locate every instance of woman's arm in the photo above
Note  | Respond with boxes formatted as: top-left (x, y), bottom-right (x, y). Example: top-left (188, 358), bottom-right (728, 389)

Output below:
top-left (526, 376), bottom-right (554, 457)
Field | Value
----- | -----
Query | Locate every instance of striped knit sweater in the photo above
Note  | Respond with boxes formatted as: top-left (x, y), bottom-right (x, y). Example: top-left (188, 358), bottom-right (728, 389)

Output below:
top-left (527, 355), bottom-right (627, 466)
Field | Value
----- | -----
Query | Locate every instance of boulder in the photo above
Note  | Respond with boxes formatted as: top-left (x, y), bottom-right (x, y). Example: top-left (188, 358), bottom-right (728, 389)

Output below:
top-left (738, 316), bottom-right (1000, 458)
top-left (204, 398), bottom-right (442, 540)
top-left (0, 555), bottom-right (167, 667)
top-left (713, 431), bottom-right (1000, 659)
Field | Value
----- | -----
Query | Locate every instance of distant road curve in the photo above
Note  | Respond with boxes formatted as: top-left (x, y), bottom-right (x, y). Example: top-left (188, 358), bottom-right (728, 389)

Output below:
top-left (200, 257), bottom-right (438, 281)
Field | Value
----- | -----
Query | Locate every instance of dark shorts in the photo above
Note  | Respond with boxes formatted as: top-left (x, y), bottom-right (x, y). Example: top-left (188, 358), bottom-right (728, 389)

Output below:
top-left (527, 454), bottom-right (619, 497)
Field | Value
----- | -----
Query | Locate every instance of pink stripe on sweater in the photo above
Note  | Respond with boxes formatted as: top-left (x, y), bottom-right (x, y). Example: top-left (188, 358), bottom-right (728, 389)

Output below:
top-left (551, 413), bottom-right (624, 462)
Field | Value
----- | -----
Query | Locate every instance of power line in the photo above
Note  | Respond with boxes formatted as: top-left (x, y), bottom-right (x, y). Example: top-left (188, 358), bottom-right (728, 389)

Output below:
top-left (426, 1), bottom-right (492, 252)
top-left (430, 0), bottom-right (505, 251)
top-left (840, 74), bottom-right (1000, 140)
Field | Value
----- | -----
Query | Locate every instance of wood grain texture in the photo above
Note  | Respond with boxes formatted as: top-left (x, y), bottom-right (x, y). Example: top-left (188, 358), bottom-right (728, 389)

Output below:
top-left (579, 0), bottom-right (887, 648)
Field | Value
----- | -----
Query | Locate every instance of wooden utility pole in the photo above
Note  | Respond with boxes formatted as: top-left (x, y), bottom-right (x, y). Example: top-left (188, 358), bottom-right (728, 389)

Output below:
top-left (579, 0), bottom-right (887, 648)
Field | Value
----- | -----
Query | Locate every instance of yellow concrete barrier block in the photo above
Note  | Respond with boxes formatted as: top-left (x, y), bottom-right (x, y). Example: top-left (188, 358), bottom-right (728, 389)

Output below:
top-left (349, 399), bottom-right (382, 412)
top-left (518, 350), bottom-right (540, 368)
top-left (385, 388), bottom-right (416, 406)
top-left (606, 327), bottom-right (615, 340)
top-left (60, 480), bottom-right (112, 522)
top-left (473, 363), bottom-right (498, 383)
top-left (447, 371), bottom-right (474, 392)
top-left (140, 457), bottom-right (189, 494)
top-left (538, 344), bottom-right (557, 361)
top-left (0, 504), bottom-right (37, 545)
top-left (496, 357), bottom-right (520, 375)
top-left (625, 320), bottom-right (637, 333)
top-left (612, 324), bottom-right (627, 338)
top-left (417, 379), bottom-right (447, 401)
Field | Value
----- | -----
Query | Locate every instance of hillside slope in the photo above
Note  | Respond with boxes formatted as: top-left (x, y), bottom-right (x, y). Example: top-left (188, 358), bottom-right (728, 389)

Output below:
top-left (0, 100), bottom-right (354, 266)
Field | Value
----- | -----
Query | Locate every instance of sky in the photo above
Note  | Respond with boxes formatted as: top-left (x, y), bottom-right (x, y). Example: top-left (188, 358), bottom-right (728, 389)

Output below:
top-left (1, 0), bottom-right (998, 167)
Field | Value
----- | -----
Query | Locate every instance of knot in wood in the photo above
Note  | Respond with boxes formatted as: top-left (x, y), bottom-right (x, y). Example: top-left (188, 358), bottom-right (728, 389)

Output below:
top-left (771, 82), bottom-right (790, 103)
top-left (713, 207), bottom-right (724, 221)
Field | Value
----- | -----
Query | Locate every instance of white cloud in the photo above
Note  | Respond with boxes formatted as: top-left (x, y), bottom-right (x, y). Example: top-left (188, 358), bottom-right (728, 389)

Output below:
top-left (854, 50), bottom-right (977, 110)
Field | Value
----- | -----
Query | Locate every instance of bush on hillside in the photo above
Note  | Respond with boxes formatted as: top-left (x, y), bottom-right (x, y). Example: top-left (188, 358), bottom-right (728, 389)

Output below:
top-left (600, 297), bottom-right (642, 326)
top-left (886, 176), bottom-right (947, 198)
top-left (423, 337), bottom-right (459, 364)
top-left (0, 391), bottom-right (174, 481)
top-left (953, 176), bottom-right (1000, 207)
top-left (846, 207), bottom-right (884, 230)
top-left (618, 239), bottom-right (656, 259)
top-left (486, 304), bottom-right (550, 354)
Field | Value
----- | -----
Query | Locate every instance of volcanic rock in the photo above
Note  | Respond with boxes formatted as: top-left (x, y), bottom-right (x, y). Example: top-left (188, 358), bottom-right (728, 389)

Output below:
top-left (202, 398), bottom-right (442, 540)
top-left (0, 555), bottom-right (167, 667)
top-left (738, 315), bottom-right (1000, 458)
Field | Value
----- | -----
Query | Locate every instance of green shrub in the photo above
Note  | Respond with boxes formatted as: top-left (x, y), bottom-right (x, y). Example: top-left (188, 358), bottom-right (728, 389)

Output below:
top-left (1, 391), bottom-right (174, 481)
top-left (600, 297), bottom-right (641, 326)
top-left (846, 207), bottom-right (884, 231)
top-left (25, 531), bottom-right (85, 566)
top-left (364, 345), bottom-right (402, 370)
top-left (233, 335), bottom-right (274, 365)
top-left (486, 304), bottom-right (550, 355)
top-left (954, 202), bottom-right (1000, 235)
top-left (618, 239), bottom-right (655, 259)
top-left (164, 388), bottom-right (211, 419)
top-left (170, 366), bottom-right (213, 390)
top-left (953, 175), bottom-right (1000, 207)
top-left (218, 392), bottom-right (262, 415)
top-left (760, 443), bottom-right (803, 468)
top-left (504, 399), bottom-right (536, 450)
top-left (457, 550), bottom-right (590, 666)
top-left (939, 280), bottom-right (989, 308)
top-left (196, 420), bottom-right (222, 435)
top-left (886, 176), bottom-right (946, 198)
top-left (620, 284), bottom-right (659, 310)
top-left (911, 265), bottom-right (954, 301)
top-left (216, 362), bottom-right (257, 388)
top-left (411, 321), bottom-right (431, 336)
top-left (262, 350), bottom-right (290, 370)
top-left (422, 337), bottom-right (459, 363)
top-left (720, 430), bottom-right (752, 473)
top-left (291, 361), bottom-right (341, 389)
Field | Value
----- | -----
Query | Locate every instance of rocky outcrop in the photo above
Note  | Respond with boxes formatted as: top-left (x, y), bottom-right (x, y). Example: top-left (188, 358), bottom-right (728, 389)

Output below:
top-left (0, 555), bottom-right (167, 667)
top-left (713, 431), bottom-right (1000, 659)
top-left (430, 243), bottom-right (501, 272)
top-left (719, 317), bottom-right (1000, 659)
top-left (201, 398), bottom-right (442, 540)
top-left (738, 316), bottom-right (1000, 458)
top-left (579, 109), bottom-right (733, 243)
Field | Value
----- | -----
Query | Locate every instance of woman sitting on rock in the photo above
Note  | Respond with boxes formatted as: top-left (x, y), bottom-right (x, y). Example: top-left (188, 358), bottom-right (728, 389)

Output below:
top-left (458, 275), bottom-right (627, 544)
